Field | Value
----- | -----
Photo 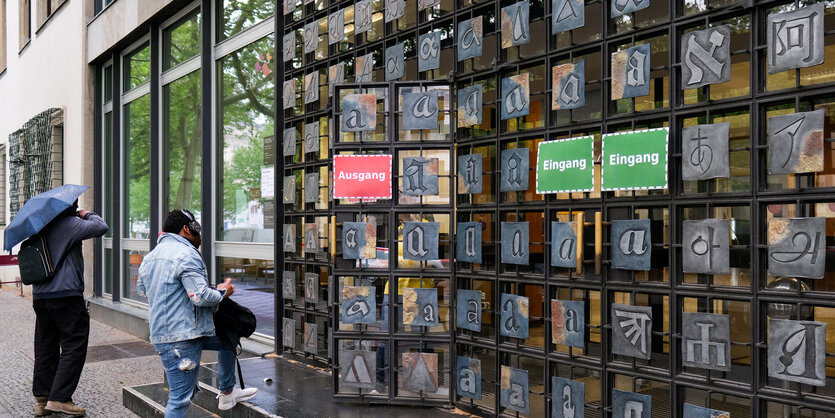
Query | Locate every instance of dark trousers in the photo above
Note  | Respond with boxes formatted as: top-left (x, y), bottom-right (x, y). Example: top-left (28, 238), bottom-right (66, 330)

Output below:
top-left (32, 296), bottom-right (90, 402)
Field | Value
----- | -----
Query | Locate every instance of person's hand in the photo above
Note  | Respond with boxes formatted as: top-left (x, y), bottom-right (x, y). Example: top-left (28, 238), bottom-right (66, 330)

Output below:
top-left (77, 209), bottom-right (90, 218)
top-left (217, 278), bottom-right (235, 298)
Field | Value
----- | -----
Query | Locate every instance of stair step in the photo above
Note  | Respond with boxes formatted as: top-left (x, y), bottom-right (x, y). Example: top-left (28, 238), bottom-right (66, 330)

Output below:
top-left (123, 383), bottom-right (221, 418)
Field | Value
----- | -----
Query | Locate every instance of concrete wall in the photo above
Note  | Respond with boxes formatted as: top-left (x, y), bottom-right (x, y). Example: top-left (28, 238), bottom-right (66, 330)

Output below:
top-left (86, 0), bottom-right (175, 63)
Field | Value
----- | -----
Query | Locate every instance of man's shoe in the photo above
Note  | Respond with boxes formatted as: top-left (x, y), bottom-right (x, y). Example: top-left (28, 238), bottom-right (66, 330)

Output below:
top-left (216, 387), bottom-right (258, 411)
top-left (44, 401), bottom-right (85, 416)
top-left (34, 397), bottom-right (51, 416)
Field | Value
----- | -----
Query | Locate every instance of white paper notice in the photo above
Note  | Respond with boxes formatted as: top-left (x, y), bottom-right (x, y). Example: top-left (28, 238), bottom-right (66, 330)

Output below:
top-left (261, 166), bottom-right (275, 198)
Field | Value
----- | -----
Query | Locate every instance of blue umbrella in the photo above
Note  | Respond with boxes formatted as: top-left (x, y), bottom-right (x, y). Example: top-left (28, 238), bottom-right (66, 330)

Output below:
top-left (4, 184), bottom-right (90, 252)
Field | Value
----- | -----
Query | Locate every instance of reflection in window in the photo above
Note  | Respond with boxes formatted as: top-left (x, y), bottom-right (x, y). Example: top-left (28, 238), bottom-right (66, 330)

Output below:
top-left (163, 10), bottom-right (201, 71)
top-left (164, 71), bottom-right (202, 219)
top-left (124, 44), bottom-right (150, 91)
top-left (219, 256), bottom-right (275, 337)
top-left (123, 250), bottom-right (148, 302)
top-left (124, 94), bottom-right (150, 239)
top-left (218, 0), bottom-right (275, 42)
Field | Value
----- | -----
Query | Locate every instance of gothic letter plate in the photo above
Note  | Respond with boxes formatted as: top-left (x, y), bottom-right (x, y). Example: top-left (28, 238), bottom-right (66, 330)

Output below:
top-left (328, 62), bottom-right (344, 97)
top-left (418, 31), bottom-right (441, 72)
top-left (611, 44), bottom-right (650, 100)
top-left (385, 43), bottom-right (405, 81)
top-left (500, 294), bottom-right (530, 339)
top-left (304, 71), bottom-right (319, 104)
top-left (458, 17), bottom-right (484, 61)
top-left (282, 271), bottom-right (296, 300)
top-left (341, 286), bottom-right (377, 324)
top-left (612, 389), bottom-right (651, 418)
top-left (458, 85), bottom-right (484, 128)
top-left (681, 312), bottom-right (730, 371)
top-left (341, 94), bottom-right (377, 132)
top-left (768, 109), bottom-right (824, 175)
top-left (551, 221), bottom-right (578, 268)
top-left (355, 0), bottom-right (373, 35)
top-left (355, 53), bottom-right (373, 83)
top-left (402, 353), bottom-right (439, 392)
top-left (611, 219), bottom-right (651, 271)
top-left (340, 350), bottom-right (376, 389)
top-left (768, 319), bottom-right (827, 386)
top-left (500, 366), bottom-right (530, 414)
top-left (552, 377), bottom-right (585, 418)
top-left (403, 287), bottom-right (439, 327)
top-left (385, 0), bottom-right (404, 23)
top-left (283, 176), bottom-right (296, 204)
top-left (682, 219), bottom-right (730, 275)
top-left (768, 217), bottom-right (826, 279)
top-left (457, 356), bottom-right (482, 400)
top-left (343, 222), bottom-right (376, 260)
top-left (402, 157), bottom-right (439, 195)
top-left (682, 122), bottom-right (730, 180)
top-left (501, 221), bottom-right (530, 265)
top-left (283, 79), bottom-right (296, 109)
top-left (283, 33), bottom-right (295, 62)
top-left (767, 4), bottom-right (824, 74)
top-left (552, 0), bottom-right (584, 34)
top-left (402, 222), bottom-right (440, 261)
top-left (304, 121), bottom-right (320, 154)
top-left (283, 128), bottom-right (296, 157)
top-left (283, 318), bottom-right (295, 348)
top-left (328, 10), bottom-right (345, 45)
top-left (612, 304), bottom-right (653, 359)
top-left (681, 26), bottom-right (731, 89)
top-left (456, 288), bottom-right (483, 332)
top-left (303, 21), bottom-right (319, 54)
top-left (501, 74), bottom-right (530, 120)
top-left (501, 2), bottom-right (530, 48)
top-left (552, 300), bottom-right (584, 348)
top-left (683, 404), bottom-right (731, 418)
top-left (456, 222), bottom-right (483, 264)
top-left (402, 92), bottom-right (439, 131)
top-left (458, 153), bottom-right (483, 193)
top-left (500, 148), bottom-right (530, 192)
top-left (305, 273), bottom-right (319, 303)
top-left (552, 61), bottom-right (586, 110)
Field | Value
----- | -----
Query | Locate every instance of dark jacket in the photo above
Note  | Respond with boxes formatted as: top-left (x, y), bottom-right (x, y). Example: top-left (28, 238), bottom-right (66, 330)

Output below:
top-left (32, 212), bottom-right (108, 300)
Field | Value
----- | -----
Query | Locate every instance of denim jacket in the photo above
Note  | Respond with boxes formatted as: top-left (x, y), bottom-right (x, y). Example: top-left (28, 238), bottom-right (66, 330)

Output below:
top-left (137, 233), bottom-right (226, 344)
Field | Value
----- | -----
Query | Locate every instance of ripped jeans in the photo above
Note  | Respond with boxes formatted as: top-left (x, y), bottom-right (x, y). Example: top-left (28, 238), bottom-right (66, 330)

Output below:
top-left (153, 335), bottom-right (237, 418)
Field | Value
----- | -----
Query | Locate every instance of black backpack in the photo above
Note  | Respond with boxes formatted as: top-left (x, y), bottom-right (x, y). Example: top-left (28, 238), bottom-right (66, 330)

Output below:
top-left (213, 297), bottom-right (257, 389)
top-left (18, 234), bottom-right (55, 285)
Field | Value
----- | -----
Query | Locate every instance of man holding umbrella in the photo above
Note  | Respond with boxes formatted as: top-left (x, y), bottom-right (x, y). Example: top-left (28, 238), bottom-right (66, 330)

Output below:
top-left (4, 185), bottom-right (108, 416)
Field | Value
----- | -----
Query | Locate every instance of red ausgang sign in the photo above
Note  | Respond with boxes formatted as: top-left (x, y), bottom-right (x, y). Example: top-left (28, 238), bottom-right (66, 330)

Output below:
top-left (333, 154), bottom-right (393, 199)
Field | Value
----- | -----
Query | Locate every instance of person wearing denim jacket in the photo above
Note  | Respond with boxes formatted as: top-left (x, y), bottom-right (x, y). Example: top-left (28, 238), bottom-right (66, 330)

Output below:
top-left (138, 210), bottom-right (256, 417)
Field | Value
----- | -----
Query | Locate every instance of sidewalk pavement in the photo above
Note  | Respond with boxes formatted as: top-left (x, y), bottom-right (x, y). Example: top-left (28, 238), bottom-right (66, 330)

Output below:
top-left (0, 288), bottom-right (162, 417)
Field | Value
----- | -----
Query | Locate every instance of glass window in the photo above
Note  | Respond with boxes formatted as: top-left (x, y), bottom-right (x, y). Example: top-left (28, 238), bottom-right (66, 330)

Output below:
top-left (104, 111), bottom-right (113, 238)
top-left (104, 65), bottom-right (113, 103)
top-left (164, 71), bottom-right (203, 219)
top-left (219, 256), bottom-right (275, 337)
top-left (217, 0), bottom-right (275, 42)
top-left (123, 250), bottom-right (148, 302)
top-left (163, 10), bottom-right (201, 72)
top-left (124, 94), bottom-right (151, 239)
top-left (124, 44), bottom-right (151, 92)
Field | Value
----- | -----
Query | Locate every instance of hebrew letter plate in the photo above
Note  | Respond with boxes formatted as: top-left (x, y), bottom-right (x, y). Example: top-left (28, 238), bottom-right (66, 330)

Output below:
top-left (500, 148), bottom-right (530, 192)
top-left (768, 319), bottom-right (827, 386)
top-left (768, 217), bottom-right (826, 279)
top-left (501, 221), bottom-right (529, 265)
top-left (282, 271), bottom-right (296, 300)
top-left (612, 304), bottom-right (653, 359)
top-left (682, 219), bottom-right (730, 275)
top-left (303, 21), bottom-right (319, 54)
top-left (403, 287), bottom-right (439, 327)
top-left (282, 318), bottom-right (295, 348)
top-left (457, 356), bottom-right (482, 400)
top-left (304, 173), bottom-right (319, 203)
top-left (402, 92), bottom-right (439, 131)
top-left (328, 10), bottom-right (345, 45)
top-left (458, 85), bottom-right (483, 128)
top-left (681, 26), bottom-right (731, 89)
top-left (341, 94), bottom-right (377, 132)
top-left (458, 17), bottom-right (483, 61)
top-left (612, 389), bottom-right (651, 418)
top-left (303, 323), bottom-right (318, 354)
top-left (456, 288), bottom-right (483, 332)
top-left (458, 153), bottom-right (483, 193)
top-left (402, 353), bottom-right (438, 392)
top-left (418, 31), bottom-right (441, 72)
top-left (343, 222), bottom-right (376, 260)
top-left (552, 377), bottom-right (584, 418)
top-left (457, 222), bottom-right (483, 264)
top-left (403, 222), bottom-right (440, 261)
top-left (501, 2), bottom-right (530, 48)
top-left (552, 61), bottom-right (585, 110)
top-left (283, 128), bottom-right (296, 157)
top-left (682, 122), bottom-right (730, 180)
top-left (340, 350), bottom-right (376, 389)
top-left (552, 300), bottom-right (584, 348)
top-left (501, 74), bottom-right (530, 120)
top-left (304, 273), bottom-right (319, 303)
top-left (304, 71), bottom-right (319, 105)
top-left (355, 0), bottom-right (373, 35)
top-left (767, 4), bottom-right (824, 74)
top-left (683, 404), bottom-right (730, 418)
top-left (500, 294), bottom-right (530, 339)
top-left (341, 286), bottom-right (377, 324)
top-left (385, 43), bottom-right (405, 81)
top-left (768, 109), bottom-right (824, 175)
top-left (551, 221), bottom-right (577, 268)
top-left (612, 44), bottom-right (650, 100)
top-left (304, 223), bottom-right (319, 254)
top-left (304, 121), bottom-right (320, 154)
top-left (611, 219), bottom-right (651, 271)
top-left (682, 312), bottom-right (730, 371)
top-left (500, 366), bottom-right (530, 414)
top-left (283, 224), bottom-right (296, 252)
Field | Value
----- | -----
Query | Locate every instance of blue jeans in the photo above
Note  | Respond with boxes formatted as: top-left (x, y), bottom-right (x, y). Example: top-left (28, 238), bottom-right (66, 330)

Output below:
top-left (154, 335), bottom-right (237, 418)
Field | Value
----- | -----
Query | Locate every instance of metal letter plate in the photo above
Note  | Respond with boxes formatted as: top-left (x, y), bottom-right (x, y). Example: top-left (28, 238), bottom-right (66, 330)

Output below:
top-left (418, 31), bottom-right (441, 72)
top-left (342, 222), bottom-right (376, 260)
top-left (552, 377), bottom-right (585, 418)
top-left (283, 79), bottom-right (296, 109)
top-left (768, 109), bottom-right (825, 175)
top-left (768, 217), bottom-right (826, 279)
top-left (457, 356), bottom-right (482, 400)
top-left (403, 287), bottom-right (439, 327)
top-left (402, 157), bottom-right (439, 195)
top-left (402, 92), bottom-right (439, 131)
top-left (611, 0), bottom-right (649, 18)
top-left (683, 404), bottom-right (730, 418)
top-left (384, 0), bottom-right (404, 23)
top-left (551, 221), bottom-right (578, 268)
top-left (500, 366), bottom-right (530, 414)
top-left (501, 2), bottom-right (530, 48)
top-left (682, 122), bottom-right (730, 180)
top-left (681, 312), bottom-right (731, 371)
top-left (767, 4), bottom-right (824, 74)
top-left (552, 61), bottom-right (586, 110)
top-left (341, 94), bottom-right (377, 132)
top-left (552, 300), bottom-right (584, 348)
top-left (283, 224), bottom-right (296, 252)
top-left (501, 221), bottom-right (530, 265)
top-left (456, 222), bottom-right (483, 264)
top-left (402, 353), bottom-right (439, 392)
top-left (458, 17), bottom-right (484, 61)
top-left (283, 32), bottom-right (295, 62)
top-left (304, 223), bottom-right (319, 254)
top-left (682, 219), bottom-right (730, 275)
top-left (355, 53), bottom-right (374, 83)
top-left (341, 286), bottom-right (377, 324)
top-left (303, 21), bottom-right (319, 54)
top-left (768, 319), bottom-right (827, 386)
top-left (612, 389), bottom-right (651, 418)
top-left (611, 44), bottom-right (650, 100)
top-left (418, 0), bottom-right (440, 10)
top-left (611, 304), bottom-right (653, 359)
top-left (681, 26), bottom-right (731, 89)
top-left (284, 0), bottom-right (295, 15)
top-left (283, 176), bottom-right (296, 204)
top-left (303, 322), bottom-right (318, 354)
top-left (500, 148), bottom-right (530, 192)
top-left (552, 0), bottom-right (584, 34)
top-left (501, 74), bottom-right (531, 120)
top-left (354, 0), bottom-right (373, 35)
top-left (328, 62), bottom-right (344, 98)
top-left (304, 121), bottom-right (319, 154)
top-left (340, 350), bottom-right (376, 389)
top-left (282, 271), bottom-right (296, 300)
top-left (305, 273), bottom-right (319, 304)
top-left (456, 288), bottom-right (483, 332)
top-left (385, 43), bottom-right (405, 81)
top-left (500, 294), bottom-right (530, 339)
top-left (328, 10), bottom-right (345, 45)
top-left (457, 85), bottom-right (483, 128)
top-left (457, 153), bottom-right (483, 193)
top-left (282, 318), bottom-right (295, 348)
top-left (283, 128), bottom-right (296, 157)
top-left (402, 222), bottom-right (440, 261)
top-left (304, 71), bottom-right (319, 105)
top-left (610, 219), bottom-right (652, 271)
